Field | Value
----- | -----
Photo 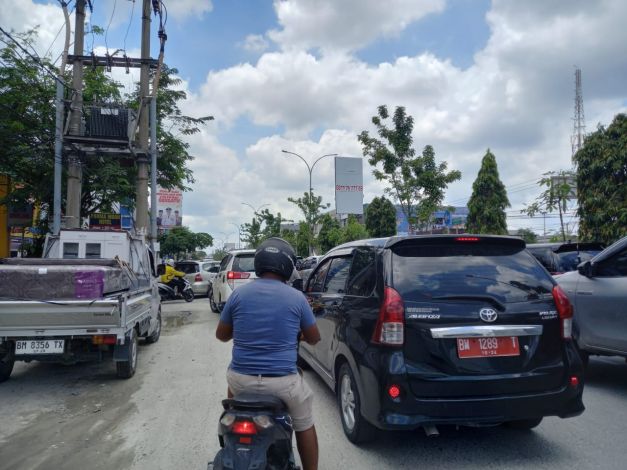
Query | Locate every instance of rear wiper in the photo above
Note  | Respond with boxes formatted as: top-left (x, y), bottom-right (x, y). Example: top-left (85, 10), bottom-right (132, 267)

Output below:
top-left (465, 274), bottom-right (542, 298)
top-left (430, 294), bottom-right (505, 311)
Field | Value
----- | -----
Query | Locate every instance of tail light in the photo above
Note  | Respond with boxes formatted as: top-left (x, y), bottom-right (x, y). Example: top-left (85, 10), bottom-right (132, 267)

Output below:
top-left (456, 236), bottom-right (480, 242)
top-left (552, 285), bottom-right (573, 339)
top-left (232, 420), bottom-right (257, 435)
top-left (194, 273), bottom-right (203, 282)
top-left (92, 335), bottom-right (117, 345)
top-left (227, 271), bottom-right (250, 289)
top-left (372, 286), bottom-right (404, 346)
top-left (388, 384), bottom-right (402, 399)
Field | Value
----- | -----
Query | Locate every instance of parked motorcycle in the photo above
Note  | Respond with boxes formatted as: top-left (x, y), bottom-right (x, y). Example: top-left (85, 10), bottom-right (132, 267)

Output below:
top-left (208, 392), bottom-right (299, 470)
top-left (158, 278), bottom-right (194, 302)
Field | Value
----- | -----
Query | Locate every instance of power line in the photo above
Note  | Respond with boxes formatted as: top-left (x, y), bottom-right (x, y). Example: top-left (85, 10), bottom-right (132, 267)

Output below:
top-left (0, 27), bottom-right (75, 92)
top-left (123, 0), bottom-right (136, 53)
top-left (104, 0), bottom-right (118, 53)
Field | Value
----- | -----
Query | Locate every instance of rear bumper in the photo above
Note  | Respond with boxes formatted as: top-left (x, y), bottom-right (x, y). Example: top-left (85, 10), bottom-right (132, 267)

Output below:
top-left (376, 385), bottom-right (584, 429)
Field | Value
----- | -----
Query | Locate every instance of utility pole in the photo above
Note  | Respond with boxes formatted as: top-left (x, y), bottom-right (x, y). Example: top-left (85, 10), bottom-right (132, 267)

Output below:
top-left (65, 0), bottom-right (86, 229)
top-left (135, 0), bottom-right (152, 234)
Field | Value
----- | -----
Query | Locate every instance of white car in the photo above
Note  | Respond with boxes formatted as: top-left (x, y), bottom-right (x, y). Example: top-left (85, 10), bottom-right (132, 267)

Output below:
top-left (175, 260), bottom-right (219, 296)
top-left (209, 249), bottom-right (257, 313)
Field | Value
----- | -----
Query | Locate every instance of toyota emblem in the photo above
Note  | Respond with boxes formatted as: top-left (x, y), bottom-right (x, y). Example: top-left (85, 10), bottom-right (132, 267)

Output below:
top-left (479, 308), bottom-right (498, 323)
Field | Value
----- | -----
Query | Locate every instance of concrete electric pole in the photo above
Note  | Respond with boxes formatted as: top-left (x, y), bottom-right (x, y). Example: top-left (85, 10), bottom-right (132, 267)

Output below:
top-left (65, 0), bottom-right (86, 229)
top-left (135, 0), bottom-right (152, 233)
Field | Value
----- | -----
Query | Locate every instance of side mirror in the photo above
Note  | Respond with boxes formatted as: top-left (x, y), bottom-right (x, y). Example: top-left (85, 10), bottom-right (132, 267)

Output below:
top-left (577, 260), bottom-right (594, 277)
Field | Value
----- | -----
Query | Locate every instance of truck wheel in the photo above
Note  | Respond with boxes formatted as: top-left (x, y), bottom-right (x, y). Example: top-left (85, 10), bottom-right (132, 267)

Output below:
top-left (0, 346), bottom-right (15, 384)
top-left (145, 311), bottom-right (162, 344)
top-left (116, 329), bottom-right (138, 379)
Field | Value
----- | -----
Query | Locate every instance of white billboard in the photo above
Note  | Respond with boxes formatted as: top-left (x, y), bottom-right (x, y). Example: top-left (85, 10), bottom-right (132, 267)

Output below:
top-left (335, 157), bottom-right (364, 214)
top-left (156, 186), bottom-right (183, 234)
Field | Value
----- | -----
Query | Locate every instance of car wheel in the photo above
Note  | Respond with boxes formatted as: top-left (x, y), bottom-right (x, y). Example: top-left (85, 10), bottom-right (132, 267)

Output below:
top-left (505, 417), bottom-right (543, 430)
top-left (209, 287), bottom-right (220, 313)
top-left (0, 345), bottom-right (15, 383)
top-left (337, 363), bottom-right (376, 444)
top-left (145, 311), bottom-right (162, 344)
top-left (116, 329), bottom-right (138, 379)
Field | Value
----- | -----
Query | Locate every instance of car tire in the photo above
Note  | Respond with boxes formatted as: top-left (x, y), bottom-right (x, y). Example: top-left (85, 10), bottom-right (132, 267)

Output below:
top-left (0, 345), bottom-right (15, 384)
top-left (145, 311), bottom-right (162, 344)
top-left (505, 417), bottom-right (543, 430)
top-left (116, 329), bottom-right (138, 379)
top-left (337, 363), bottom-right (377, 444)
top-left (209, 287), bottom-right (220, 313)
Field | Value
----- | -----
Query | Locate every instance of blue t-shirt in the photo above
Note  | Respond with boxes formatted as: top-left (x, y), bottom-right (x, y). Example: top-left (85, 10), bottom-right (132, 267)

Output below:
top-left (220, 278), bottom-right (316, 376)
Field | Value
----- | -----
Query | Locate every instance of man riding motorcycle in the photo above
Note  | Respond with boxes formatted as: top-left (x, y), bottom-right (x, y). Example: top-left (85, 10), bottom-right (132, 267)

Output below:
top-left (160, 259), bottom-right (186, 295)
top-left (215, 238), bottom-right (321, 470)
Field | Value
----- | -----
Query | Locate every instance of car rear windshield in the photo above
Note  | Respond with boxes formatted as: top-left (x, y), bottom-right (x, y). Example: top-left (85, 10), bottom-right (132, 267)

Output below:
top-left (233, 254), bottom-right (255, 272)
top-left (175, 263), bottom-right (199, 274)
top-left (391, 242), bottom-right (554, 303)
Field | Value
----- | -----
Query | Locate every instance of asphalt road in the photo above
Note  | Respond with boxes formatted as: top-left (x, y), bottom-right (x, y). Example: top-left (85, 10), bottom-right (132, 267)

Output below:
top-left (1, 300), bottom-right (627, 470)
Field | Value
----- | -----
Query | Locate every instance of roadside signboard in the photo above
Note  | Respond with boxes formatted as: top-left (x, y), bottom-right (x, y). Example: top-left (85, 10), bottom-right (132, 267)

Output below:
top-left (334, 157), bottom-right (363, 215)
top-left (156, 187), bottom-right (183, 233)
top-left (89, 213), bottom-right (122, 230)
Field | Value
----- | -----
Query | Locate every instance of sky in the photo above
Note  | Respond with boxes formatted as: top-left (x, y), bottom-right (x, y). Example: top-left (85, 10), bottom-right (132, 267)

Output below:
top-left (5, 0), bottom-right (627, 246)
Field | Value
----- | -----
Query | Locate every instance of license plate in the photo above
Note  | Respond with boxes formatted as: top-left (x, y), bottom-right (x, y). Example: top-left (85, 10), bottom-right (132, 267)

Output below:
top-left (15, 339), bottom-right (65, 355)
top-left (457, 337), bottom-right (519, 359)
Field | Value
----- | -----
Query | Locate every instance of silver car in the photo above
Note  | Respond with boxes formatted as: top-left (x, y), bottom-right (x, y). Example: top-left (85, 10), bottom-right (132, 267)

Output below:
top-left (174, 260), bottom-right (219, 296)
top-left (556, 236), bottom-right (627, 364)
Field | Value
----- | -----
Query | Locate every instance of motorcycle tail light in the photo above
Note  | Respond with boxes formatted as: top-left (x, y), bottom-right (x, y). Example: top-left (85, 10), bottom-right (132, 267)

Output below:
top-left (232, 420), bottom-right (257, 435)
top-left (253, 415), bottom-right (274, 429)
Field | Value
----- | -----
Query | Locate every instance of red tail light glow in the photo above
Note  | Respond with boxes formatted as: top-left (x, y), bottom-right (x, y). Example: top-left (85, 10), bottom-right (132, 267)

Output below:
top-left (92, 335), bottom-right (117, 345)
top-left (227, 271), bottom-right (251, 280)
top-left (388, 384), bottom-right (401, 399)
top-left (232, 420), bottom-right (257, 435)
top-left (372, 287), bottom-right (404, 346)
top-left (456, 237), bottom-right (480, 242)
top-left (570, 376), bottom-right (580, 387)
top-left (552, 285), bottom-right (573, 339)
top-left (194, 273), bottom-right (203, 282)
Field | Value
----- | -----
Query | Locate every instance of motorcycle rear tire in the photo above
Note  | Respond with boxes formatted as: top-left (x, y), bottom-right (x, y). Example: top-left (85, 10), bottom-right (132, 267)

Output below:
top-left (183, 289), bottom-right (195, 302)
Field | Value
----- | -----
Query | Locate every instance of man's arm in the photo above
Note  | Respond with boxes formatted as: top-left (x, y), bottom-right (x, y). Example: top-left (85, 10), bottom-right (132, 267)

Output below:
top-left (216, 321), bottom-right (233, 342)
top-left (300, 323), bottom-right (321, 345)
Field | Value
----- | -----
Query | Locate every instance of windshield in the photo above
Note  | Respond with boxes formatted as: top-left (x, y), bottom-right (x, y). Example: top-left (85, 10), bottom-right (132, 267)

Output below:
top-left (233, 254), bottom-right (255, 272)
top-left (392, 243), bottom-right (553, 304)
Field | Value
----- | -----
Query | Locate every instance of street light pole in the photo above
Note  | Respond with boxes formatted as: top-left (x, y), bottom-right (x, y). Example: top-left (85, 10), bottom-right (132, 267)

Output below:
top-left (281, 150), bottom-right (338, 255)
top-left (241, 202), bottom-right (270, 214)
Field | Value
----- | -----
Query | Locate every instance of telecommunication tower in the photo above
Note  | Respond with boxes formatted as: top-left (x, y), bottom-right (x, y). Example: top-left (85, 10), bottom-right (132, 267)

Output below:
top-left (571, 67), bottom-right (586, 157)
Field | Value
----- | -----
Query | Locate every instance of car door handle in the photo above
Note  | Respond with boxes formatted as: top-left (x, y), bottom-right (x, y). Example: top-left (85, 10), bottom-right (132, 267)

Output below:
top-left (579, 291), bottom-right (593, 295)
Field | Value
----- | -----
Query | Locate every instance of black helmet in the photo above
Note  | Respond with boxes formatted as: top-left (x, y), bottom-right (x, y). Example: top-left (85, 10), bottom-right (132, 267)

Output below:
top-left (254, 238), bottom-right (297, 280)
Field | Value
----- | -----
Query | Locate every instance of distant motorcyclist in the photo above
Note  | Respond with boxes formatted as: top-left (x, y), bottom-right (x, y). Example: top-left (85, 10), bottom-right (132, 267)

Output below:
top-left (160, 259), bottom-right (186, 295)
top-left (216, 238), bottom-right (321, 470)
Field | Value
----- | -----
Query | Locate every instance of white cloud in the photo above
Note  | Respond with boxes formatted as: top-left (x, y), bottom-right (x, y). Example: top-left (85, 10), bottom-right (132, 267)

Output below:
top-left (268, 0), bottom-right (445, 52)
top-left (165, 0), bottom-right (213, 21)
top-left (240, 34), bottom-right (270, 53)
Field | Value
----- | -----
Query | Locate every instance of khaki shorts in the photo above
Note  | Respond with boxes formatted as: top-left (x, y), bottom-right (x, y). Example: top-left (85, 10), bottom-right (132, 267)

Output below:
top-left (226, 369), bottom-right (314, 432)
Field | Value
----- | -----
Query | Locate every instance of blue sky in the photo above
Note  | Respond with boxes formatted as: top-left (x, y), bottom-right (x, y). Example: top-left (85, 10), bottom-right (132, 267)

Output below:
top-left (13, 1), bottom-right (627, 241)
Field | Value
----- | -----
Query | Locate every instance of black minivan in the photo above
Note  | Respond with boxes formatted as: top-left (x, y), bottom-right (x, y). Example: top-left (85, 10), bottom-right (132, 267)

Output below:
top-left (299, 235), bottom-right (584, 443)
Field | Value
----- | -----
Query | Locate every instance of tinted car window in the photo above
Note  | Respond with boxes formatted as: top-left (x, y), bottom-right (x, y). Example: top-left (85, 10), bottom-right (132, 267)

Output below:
top-left (527, 247), bottom-right (559, 272)
top-left (323, 257), bottom-right (351, 294)
top-left (557, 250), bottom-right (601, 272)
top-left (308, 259), bottom-right (331, 293)
top-left (175, 263), bottom-right (199, 274)
top-left (233, 254), bottom-right (255, 272)
top-left (392, 242), bottom-right (553, 303)
top-left (219, 255), bottom-right (232, 272)
top-left (347, 249), bottom-right (376, 296)
top-left (596, 248), bottom-right (627, 277)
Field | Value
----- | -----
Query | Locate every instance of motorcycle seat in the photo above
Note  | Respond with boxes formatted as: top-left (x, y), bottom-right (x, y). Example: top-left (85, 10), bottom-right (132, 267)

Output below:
top-left (223, 393), bottom-right (287, 412)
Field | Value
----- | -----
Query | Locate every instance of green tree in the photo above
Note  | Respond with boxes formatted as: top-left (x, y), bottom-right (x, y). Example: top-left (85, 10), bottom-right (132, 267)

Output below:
top-left (466, 149), bottom-right (510, 234)
top-left (287, 192), bottom-right (330, 253)
top-left (158, 226), bottom-right (213, 259)
top-left (212, 248), bottom-right (229, 261)
top-left (574, 113), bottom-right (627, 244)
top-left (522, 170), bottom-right (575, 243)
top-left (341, 215), bottom-right (369, 243)
top-left (516, 228), bottom-right (538, 244)
top-left (358, 106), bottom-right (460, 232)
top-left (317, 214), bottom-right (343, 253)
top-left (294, 222), bottom-right (311, 257)
top-left (240, 209), bottom-right (291, 248)
top-left (241, 217), bottom-right (263, 248)
top-left (365, 196), bottom-right (397, 237)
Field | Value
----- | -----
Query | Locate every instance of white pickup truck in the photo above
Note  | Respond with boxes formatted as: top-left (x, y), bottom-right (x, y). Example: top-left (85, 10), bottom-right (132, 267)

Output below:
top-left (0, 229), bottom-right (161, 382)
